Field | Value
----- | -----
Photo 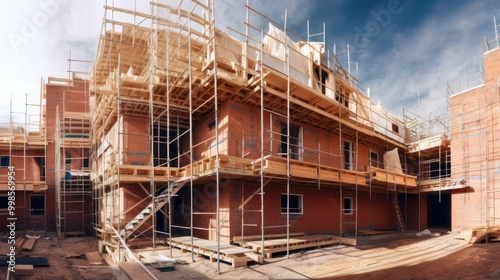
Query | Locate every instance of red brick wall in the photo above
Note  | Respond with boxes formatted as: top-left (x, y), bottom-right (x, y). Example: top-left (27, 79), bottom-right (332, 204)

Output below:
top-left (450, 86), bottom-right (486, 229)
top-left (45, 77), bottom-right (90, 186)
top-left (188, 102), bottom-right (230, 163)
top-left (225, 181), bottom-right (404, 238)
top-left (449, 48), bottom-right (500, 230)
top-left (122, 115), bottom-right (150, 165)
top-left (224, 99), bottom-right (384, 171)
top-left (0, 150), bottom-right (45, 183)
top-left (0, 191), bottom-right (52, 231)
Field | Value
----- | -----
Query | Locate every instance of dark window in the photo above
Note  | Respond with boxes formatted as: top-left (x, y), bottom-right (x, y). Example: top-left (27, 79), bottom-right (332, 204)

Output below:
top-left (173, 195), bottom-right (183, 212)
top-left (65, 152), bottom-right (71, 165)
top-left (392, 123), bottom-right (400, 134)
top-left (370, 151), bottom-right (379, 168)
top-left (30, 195), bottom-right (45, 216)
top-left (343, 141), bottom-right (352, 170)
top-left (208, 120), bottom-right (216, 130)
top-left (83, 158), bottom-right (89, 168)
top-left (281, 194), bottom-right (303, 214)
top-left (344, 197), bottom-right (353, 215)
top-left (280, 122), bottom-right (302, 160)
top-left (0, 156), bottom-right (10, 167)
top-left (0, 196), bottom-right (8, 209)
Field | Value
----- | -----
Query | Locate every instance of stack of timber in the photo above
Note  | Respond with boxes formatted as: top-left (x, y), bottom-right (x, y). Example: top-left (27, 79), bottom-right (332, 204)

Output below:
top-left (454, 227), bottom-right (500, 243)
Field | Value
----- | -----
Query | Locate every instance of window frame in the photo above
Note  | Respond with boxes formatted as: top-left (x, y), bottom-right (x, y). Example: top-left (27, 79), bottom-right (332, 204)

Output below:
top-left (281, 193), bottom-right (303, 215)
top-left (0, 156), bottom-right (10, 167)
top-left (392, 123), bottom-right (400, 134)
top-left (343, 141), bottom-right (353, 170)
top-left (30, 195), bottom-right (45, 216)
top-left (65, 152), bottom-right (72, 165)
top-left (370, 150), bottom-right (380, 168)
top-left (0, 195), bottom-right (8, 215)
top-left (83, 158), bottom-right (89, 168)
top-left (343, 197), bottom-right (353, 215)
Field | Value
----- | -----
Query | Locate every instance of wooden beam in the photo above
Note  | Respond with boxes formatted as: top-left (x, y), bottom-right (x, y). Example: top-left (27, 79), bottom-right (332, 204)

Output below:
top-left (263, 86), bottom-right (403, 149)
top-left (22, 238), bottom-right (36, 251)
top-left (238, 178), bottom-right (272, 210)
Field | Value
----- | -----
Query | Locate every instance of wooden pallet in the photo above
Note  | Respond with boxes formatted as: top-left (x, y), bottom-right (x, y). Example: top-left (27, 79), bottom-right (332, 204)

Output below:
top-left (167, 236), bottom-right (262, 268)
top-left (358, 230), bottom-right (395, 236)
top-left (232, 232), bottom-right (305, 246)
top-left (243, 234), bottom-right (355, 258)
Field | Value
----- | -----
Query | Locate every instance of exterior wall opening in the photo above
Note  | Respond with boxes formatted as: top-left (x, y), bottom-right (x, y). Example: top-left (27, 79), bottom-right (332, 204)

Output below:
top-left (427, 192), bottom-right (451, 230)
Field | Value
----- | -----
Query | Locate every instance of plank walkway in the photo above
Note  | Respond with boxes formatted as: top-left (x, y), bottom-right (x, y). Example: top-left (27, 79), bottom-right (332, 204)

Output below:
top-left (167, 237), bottom-right (262, 268)
top-left (119, 262), bottom-right (155, 280)
top-left (244, 234), bottom-right (354, 258)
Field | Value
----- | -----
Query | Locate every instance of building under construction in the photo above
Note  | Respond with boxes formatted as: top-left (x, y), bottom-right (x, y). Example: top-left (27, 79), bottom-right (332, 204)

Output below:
top-left (1, 0), bottom-right (500, 274)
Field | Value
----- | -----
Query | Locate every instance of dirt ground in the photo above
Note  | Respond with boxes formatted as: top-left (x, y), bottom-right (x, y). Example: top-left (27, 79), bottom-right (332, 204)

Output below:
top-left (1, 229), bottom-right (500, 279)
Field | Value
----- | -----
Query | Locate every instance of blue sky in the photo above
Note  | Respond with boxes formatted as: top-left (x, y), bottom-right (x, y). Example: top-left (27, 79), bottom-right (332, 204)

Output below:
top-left (1, 0), bottom-right (499, 126)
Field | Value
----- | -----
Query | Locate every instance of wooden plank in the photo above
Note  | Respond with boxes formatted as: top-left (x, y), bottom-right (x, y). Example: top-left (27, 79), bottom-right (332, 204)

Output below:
top-left (367, 166), bottom-right (417, 188)
top-left (14, 264), bottom-right (34, 276)
top-left (264, 239), bottom-right (341, 258)
top-left (85, 251), bottom-right (104, 265)
top-left (233, 232), bottom-right (305, 244)
top-left (238, 178), bottom-right (272, 210)
top-left (22, 238), bottom-right (37, 251)
top-left (168, 236), bottom-right (254, 267)
top-left (243, 234), bottom-right (354, 257)
top-left (119, 262), bottom-right (154, 280)
top-left (358, 230), bottom-right (395, 236)
top-left (339, 237), bottom-right (357, 246)
top-left (15, 237), bottom-right (24, 248)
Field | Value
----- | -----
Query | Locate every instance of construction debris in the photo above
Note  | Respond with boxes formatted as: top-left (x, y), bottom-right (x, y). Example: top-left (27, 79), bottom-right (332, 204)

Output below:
top-left (85, 251), bottom-right (104, 265)
top-left (416, 229), bottom-right (440, 237)
top-left (22, 238), bottom-right (37, 251)
top-left (454, 227), bottom-right (500, 243)
top-left (14, 264), bottom-right (34, 276)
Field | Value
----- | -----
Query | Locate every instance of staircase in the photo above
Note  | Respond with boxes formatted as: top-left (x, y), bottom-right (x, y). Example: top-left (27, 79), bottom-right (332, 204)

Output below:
top-left (119, 182), bottom-right (183, 239)
top-left (392, 192), bottom-right (405, 232)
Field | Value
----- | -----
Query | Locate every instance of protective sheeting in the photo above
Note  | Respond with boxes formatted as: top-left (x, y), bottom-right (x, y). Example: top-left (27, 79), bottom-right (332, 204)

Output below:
top-left (371, 104), bottom-right (405, 143)
top-left (262, 23), bottom-right (311, 87)
top-left (214, 29), bottom-right (243, 67)
top-left (349, 92), bottom-right (372, 127)
top-left (300, 42), bottom-right (324, 90)
top-left (384, 148), bottom-right (403, 174)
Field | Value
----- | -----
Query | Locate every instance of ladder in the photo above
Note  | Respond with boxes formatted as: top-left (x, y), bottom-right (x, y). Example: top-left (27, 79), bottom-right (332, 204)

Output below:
top-left (392, 192), bottom-right (405, 232)
top-left (118, 181), bottom-right (183, 239)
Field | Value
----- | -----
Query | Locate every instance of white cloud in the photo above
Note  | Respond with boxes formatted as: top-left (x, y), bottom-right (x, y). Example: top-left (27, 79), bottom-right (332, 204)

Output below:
top-left (215, 0), bottom-right (314, 41)
top-left (0, 0), bottom-right (316, 128)
top-left (1, 0), bottom-right (497, 132)
top-left (362, 0), bottom-right (499, 119)
top-left (0, 0), bottom-right (103, 126)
